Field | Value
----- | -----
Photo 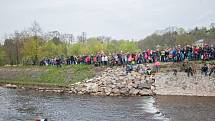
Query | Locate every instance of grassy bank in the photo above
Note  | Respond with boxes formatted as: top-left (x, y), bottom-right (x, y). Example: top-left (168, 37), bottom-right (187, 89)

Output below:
top-left (0, 65), bottom-right (99, 87)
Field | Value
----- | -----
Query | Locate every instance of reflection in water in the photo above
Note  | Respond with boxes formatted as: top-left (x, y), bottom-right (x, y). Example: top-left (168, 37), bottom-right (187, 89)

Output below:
top-left (0, 87), bottom-right (215, 121)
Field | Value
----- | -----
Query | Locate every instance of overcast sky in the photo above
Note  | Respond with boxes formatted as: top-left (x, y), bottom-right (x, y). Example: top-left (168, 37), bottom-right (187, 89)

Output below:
top-left (0, 0), bottom-right (215, 41)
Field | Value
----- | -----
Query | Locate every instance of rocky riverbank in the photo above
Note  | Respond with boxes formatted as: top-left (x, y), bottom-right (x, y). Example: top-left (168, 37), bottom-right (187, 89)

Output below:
top-left (69, 67), bottom-right (156, 96)
top-left (2, 65), bottom-right (215, 96)
top-left (1, 66), bottom-right (156, 96)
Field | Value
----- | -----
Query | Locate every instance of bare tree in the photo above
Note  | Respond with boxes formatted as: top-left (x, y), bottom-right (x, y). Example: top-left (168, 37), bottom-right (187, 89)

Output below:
top-left (77, 32), bottom-right (87, 43)
top-left (97, 36), bottom-right (111, 43)
top-left (68, 34), bottom-right (74, 44)
top-left (30, 21), bottom-right (42, 65)
top-left (14, 31), bottom-right (21, 64)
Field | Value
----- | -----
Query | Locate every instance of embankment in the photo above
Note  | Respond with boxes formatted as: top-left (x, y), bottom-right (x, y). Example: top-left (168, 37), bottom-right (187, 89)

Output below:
top-left (1, 64), bottom-right (215, 96)
top-left (69, 67), bottom-right (155, 96)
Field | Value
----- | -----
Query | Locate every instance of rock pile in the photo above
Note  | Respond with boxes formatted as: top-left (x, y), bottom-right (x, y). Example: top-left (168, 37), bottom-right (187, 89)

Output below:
top-left (70, 67), bottom-right (156, 96)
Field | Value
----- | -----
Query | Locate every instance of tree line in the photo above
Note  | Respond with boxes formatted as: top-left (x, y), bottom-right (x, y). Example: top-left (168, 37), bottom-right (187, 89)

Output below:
top-left (0, 22), bottom-right (139, 65)
top-left (0, 22), bottom-right (215, 66)
top-left (138, 24), bottom-right (215, 49)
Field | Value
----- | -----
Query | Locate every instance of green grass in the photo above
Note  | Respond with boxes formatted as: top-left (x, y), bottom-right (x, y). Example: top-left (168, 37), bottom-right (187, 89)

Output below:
top-left (0, 64), bottom-right (96, 87)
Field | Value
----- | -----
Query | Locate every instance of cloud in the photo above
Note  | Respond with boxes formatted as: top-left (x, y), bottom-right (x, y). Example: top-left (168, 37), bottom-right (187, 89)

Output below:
top-left (0, 0), bottom-right (215, 41)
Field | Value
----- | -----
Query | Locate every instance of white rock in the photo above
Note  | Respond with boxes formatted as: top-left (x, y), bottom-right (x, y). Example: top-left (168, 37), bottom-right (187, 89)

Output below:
top-left (5, 84), bottom-right (18, 89)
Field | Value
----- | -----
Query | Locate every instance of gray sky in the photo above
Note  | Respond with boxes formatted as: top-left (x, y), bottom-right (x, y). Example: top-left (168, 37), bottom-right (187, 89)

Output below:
top-left (0, 0), bottom-right (215, 41)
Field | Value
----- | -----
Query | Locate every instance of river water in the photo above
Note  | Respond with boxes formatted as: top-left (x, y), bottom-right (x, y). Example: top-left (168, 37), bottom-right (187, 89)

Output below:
top-left (0, 87), bottom-right (215, 121)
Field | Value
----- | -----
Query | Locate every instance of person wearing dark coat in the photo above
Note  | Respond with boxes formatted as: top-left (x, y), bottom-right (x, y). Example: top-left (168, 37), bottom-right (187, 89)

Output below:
top-left (209, 64), bottom-right (215, 76)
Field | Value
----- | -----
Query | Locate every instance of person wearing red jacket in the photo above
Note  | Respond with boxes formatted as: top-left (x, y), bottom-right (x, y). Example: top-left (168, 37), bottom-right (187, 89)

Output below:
top-left (193, 46), bottom-right (199, 60)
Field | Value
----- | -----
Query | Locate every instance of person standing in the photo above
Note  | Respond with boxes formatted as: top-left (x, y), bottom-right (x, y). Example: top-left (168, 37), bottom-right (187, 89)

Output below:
top-left (209, 64), bottom-right (215, 76)
top-left (201, 64), bottom-right (208, 76)
top-left (187, 65), bottom-right (193, 77)
top-left (104, 55), bottom-right (108, 66)
top-left (184, 60), bottom-right (193, 77)
top-left (154, 61), bottom-right (160, 73)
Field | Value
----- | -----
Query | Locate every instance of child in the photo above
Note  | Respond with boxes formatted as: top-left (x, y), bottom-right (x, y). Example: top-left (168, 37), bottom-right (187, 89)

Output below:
top-left (201, 64), bottom-right (208, 76)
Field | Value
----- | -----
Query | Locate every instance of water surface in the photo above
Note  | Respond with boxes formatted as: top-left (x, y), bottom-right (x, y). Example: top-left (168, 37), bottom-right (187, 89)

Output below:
top-left (0, 87), bottom-right (214, 121)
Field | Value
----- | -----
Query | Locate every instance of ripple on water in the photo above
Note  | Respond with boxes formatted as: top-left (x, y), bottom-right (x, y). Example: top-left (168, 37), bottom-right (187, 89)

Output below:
top-left (1, 87), bottom-right (214, 121)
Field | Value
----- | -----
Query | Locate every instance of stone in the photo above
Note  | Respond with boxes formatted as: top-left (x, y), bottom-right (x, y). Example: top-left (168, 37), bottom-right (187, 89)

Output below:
top-left (131, 83), bottom-right (138, 88)
top-left (126, 80), bottom-right (133, 85)
top-left (77, 91), bottom-right (84, 95)
top-left (110, 85), bottom-right (116, 89)
top-left (70, 84), bottom-right (75, 86)
top-left (98, 81), bottom-right (103, 86)
top-left (75, 82), bottom-right (81, 85)
top-left (38, 87), bottom-right (45, 90)
top-left (138, 83), bottom-right (151, 89)
top-left (117, 83), bottom-right (126, 89)
top-left (118, 76), bottom-right (125, 80)
top-left (151, 85), bottom-right (156, 91)
top-left (85, 83), bottom-right (98, 93)
top-left (85, 79), bottom-right (93, 83)
top-left (131, 71), bottom-right (140, 76)
top-left (68, 90), bottom-right (74, 94)
top-left (112, 88), bottom-right (120, 94)
top-left (134, 80), bottom-right (141, 85)
top-left (111, 79), bottom-right (117, 84)
top-left (128, 76), bottom-right (135, 80)
top-left (146, 78), bottom-right (153, 84)
top-left (5, 84), bottom-right (18, 89)
top-left (106, 79), bottom-right (112, 85)
top-left (129, 88), bottom-right (140, 95)
top-left (127, 85), bottom-right (133, 89)
top-left (139, 89), bottom-right (151, 96)
top-left (105, 87), bottom-right (112, 95)
top-left (120, 88), bottom-right (129, 94)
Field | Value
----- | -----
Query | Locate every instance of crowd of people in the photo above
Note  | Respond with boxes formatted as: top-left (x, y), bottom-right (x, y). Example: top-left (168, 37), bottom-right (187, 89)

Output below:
top-left (180, 60), bottom-right (215, 77)
top-left (200, 63), bottom-right (215, 76)
top-left (40, 44), bottom-right (215, 67)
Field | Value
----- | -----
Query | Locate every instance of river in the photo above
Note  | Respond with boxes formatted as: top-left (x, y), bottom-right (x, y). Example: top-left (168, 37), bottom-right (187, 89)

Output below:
top-left (0, 87), bottom-right (214, 121)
